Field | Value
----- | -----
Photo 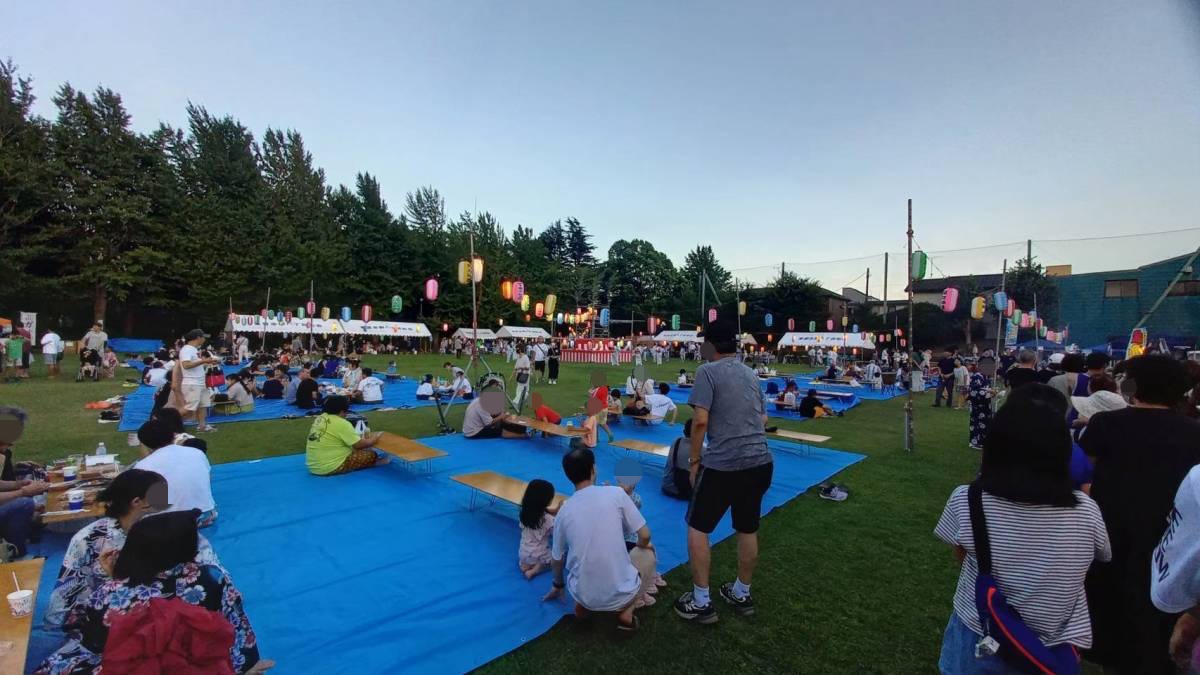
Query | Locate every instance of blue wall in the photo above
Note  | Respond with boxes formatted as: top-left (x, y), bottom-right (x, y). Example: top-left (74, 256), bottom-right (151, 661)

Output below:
top-left (1052, 255), bottom-right (1200, 348)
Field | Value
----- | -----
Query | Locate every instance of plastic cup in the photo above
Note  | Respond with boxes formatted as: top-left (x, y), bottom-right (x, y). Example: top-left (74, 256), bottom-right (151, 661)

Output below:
top-left (62, 465), bottom-right (78, 481)
top-left (7, 589), bottom-right (33, 617)
top-left (67, 489), bottom-right (85, 511)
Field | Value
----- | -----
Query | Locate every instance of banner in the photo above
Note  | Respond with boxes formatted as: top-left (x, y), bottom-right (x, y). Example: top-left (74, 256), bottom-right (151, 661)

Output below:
top-left (19, 311), bottom-right (36, 345)
top-left (1004, 320), bottom-right (1018, 346)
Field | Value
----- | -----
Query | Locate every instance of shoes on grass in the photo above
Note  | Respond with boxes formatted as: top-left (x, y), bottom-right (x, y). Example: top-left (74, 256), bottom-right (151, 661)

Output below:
top-left (818, 482), bottom-right (849, 502)
top-left (718, 582), bottom-right (755, 617)
top-left (674, 591), bottom-right (718, 624)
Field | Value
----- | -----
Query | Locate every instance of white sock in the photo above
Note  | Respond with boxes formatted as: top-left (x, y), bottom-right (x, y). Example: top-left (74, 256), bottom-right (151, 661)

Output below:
top-left (693, 584), bottom-right (710, 606)
top-left (732, 578), bottom-right (751, 599)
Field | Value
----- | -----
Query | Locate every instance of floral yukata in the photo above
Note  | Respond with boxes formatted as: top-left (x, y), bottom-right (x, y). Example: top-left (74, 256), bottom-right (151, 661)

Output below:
top-left (35, 560), bottom-right (259, 674)
top-left (967, 371), bottom-right (994, 448)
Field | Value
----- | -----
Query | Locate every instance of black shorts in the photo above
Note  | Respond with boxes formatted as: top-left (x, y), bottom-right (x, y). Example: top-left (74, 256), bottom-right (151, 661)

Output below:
top-left (534, 361), bottom-right (545, 372)
top-left (466, 422), bottom-right (526, 439)
top-left (686, 462), bottom-right (774, 534)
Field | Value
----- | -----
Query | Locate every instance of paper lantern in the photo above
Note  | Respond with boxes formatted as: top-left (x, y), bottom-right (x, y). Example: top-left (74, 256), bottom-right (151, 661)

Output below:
top-left (260, 309), bottom-right (268, 319)
top-left (471, 257), bottom-right (484, 283)
top-left (941, 287), bottom-right (959, 313)
top-left (545, 294), bottom-right (557, 316)
top-left (852, 324), bottom-right (859, 333)
top-left (512, 281), bottom-right (525, 303)
top-left (765, 313), bottom-right (774, 328)
top-left (787, 318), bottom-right (795, 331)
top-left (970, 296), bottom-right (985, 320)
top-left (826, 319), bottom-right (834, 331)
top-left (362, 304), bottom-right (373, 323)
top-left (738, 300), bottom-right (747, 316)
top-left (340, 306), bottom-right (350, 322)
top-left (992, 291), bottom-right (1007, 312)
top-left (809, 321), bottom-right (816, 332)
top-left (520, 295), bottom-right (530, 312)
top-left (284, 310), bottom-right (293, 322)
top-left (911, 251), bottom-right (929, 280)
top-left (648, 317), bottom-right (657, 333)
top-left (442, 323), bottom-right (449, 332)
top-left (525, 314), bottom-right (531, 322)
top-left (501, 280), bottom-right (513, 300)
top-left (1019, 314), bottom-right (1032, 329)
top-left (895, 328), bottom-right (903, 337)
top-left (671, 314), bottom-right (680, 330)
top-left (599, 308), bottom-right (610, 327)
top-left (1039, 324), bottom-right (1047, 338)
top-left (457, 260), bottom-right (471, 285)
top-left (900, 338), bottom-right (907, 347)
top-left (498, 318), bottom-right (504, 326)
top-left (265, 309), bottom-right (274, 320)
top-left (297, 306), bottom-right (306, 319)
top-left (557, 313), bottom-right (565, 325)
top-left (767, 334), bottom-right (773, 343)
top-left (535, 302), bottom-right (544, 318)
top-left (306, 301), bottom-right (316, 316)
top-left (1011, 308), bottom-right (1022, 326)
top-left (708, 307), bottom-right (717, 323)
top-left (391, 295), bottom-right (403, 313)
top-left (424, 277), bottom-right (439, 302)
top-left (320, 306), bottom-right (330, 320)
top-left (1005, 299), bottom-right (1015, 318)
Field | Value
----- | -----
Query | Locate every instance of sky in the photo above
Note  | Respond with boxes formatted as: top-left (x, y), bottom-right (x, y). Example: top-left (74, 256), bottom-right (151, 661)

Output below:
top-left (4, 0), bottom-right (1200, 293)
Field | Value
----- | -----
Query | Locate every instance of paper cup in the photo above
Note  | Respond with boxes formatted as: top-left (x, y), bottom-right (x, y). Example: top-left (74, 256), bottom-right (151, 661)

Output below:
top-left (62, 465), bottom-right (78, 481)
top-left (7, 589), bottom-right (33, 617)
top-left (67, 489), bottom-right (85, 511)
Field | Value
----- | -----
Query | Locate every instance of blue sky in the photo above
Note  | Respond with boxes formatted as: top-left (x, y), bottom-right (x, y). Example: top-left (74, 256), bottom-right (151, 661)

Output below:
top-left (4, 1), bottom-right (1199, 290)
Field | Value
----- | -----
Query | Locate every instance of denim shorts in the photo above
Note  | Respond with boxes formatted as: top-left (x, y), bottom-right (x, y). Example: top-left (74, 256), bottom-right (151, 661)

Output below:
top-left (938, 612), bottom-right (1019, 674)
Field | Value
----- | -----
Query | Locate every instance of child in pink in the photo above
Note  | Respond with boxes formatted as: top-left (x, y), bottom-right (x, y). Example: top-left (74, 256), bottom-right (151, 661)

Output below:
top-left (518, 479), bottom-right (560, 579)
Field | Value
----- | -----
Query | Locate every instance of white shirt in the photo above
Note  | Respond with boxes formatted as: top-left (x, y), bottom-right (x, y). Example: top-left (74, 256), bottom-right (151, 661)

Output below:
top-left (551, 485), bottom-right (646, 612)
top-left (783, 391), bottom-right (797, 405)
top-left (356, 376), bottom-right (384, 403)
top-left (416, 382), bottom-right (434, 397)
top-left (178, 345), bottom-right (206, 386)
top-left (343, 368), bottom-right (363, 390)
top-left (133, 444), bottom-right (215, 513)
top-left (514, 354), bottom-right (530, 372)
top-left (41, 331), bottom-right (61, 355)
top-left (145, 368), bottom-right (168, 387)
top-left (638, 379), bottom-right (656, 398)
top-left (644, 393), bottom-right (676, 423)
top-left (532, 344), bottom-right (547, 362)
top-left (625, 376), bottom-right (637, 395)
top-left (677, 374), bottom-right (688, 385)
top-left (452, 376), bottom-right (472, 396)
top-left (1152, 466), bottom-right (1200, 613)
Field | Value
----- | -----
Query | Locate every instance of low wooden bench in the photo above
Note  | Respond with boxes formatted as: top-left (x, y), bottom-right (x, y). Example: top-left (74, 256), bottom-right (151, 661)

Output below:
top-left (211, 399), bottom-right (242, 416)
top-left (771, 429), bottom-right (830, 443)
top-left (451, 470), bottom-right (568, 512)
top-left (627, 414), bottom-right (664, 425)
top-left (510, 416), bottom-right (587, 438)
top-left (372, 432), bottom-right (447, 473)
top-left (609, 439), bottom-right (670, 458)
top-left (0, 558), bottom-right (45, 674)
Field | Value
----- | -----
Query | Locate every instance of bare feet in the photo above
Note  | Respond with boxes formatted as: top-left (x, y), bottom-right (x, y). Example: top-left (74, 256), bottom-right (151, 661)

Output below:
top-left (523, 562), bottom-right (546, 579)
top-left (246, 659), bottom-right (276, 674)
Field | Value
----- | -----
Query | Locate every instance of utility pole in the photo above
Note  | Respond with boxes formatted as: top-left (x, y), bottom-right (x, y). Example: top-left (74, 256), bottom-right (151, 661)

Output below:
top-left (1026, 239), bottom-right (1032, 268)
top-left (882, 252), bottom-right (889, 322)
top-left (994, 259), bottom-right (1006, 361)
top-left (864, 267), bottom-right (870, 321)
top-left (905, 199), bottom-right (915, 453)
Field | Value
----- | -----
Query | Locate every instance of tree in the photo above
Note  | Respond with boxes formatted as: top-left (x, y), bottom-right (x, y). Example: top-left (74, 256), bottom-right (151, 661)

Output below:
top-left (752, 271), bottom-right (825, 327)
top-left (563, 217), bottom-right (596, 267)
top-left (601, 239), bottom-right (679, 324)
top-left (404, 186), bottom-right (446, 231)
top-left (679, 245), bottom-right (734, 313)
top-left (538, 220), bottom-right (568, 266)
top-left (1006, 258), bottom-right (1060, 327)
top-left (335, 172), bottom-right (413, 312)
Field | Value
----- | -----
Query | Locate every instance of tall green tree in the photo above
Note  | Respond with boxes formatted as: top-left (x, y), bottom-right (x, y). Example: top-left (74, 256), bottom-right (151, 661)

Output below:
top-left (538, 220), bottom-right (568, 266)
top-left (752, 270), bottom-right (826, 327)
top-left (563, 217), bottom-right (596, 267)
top-left (335, 172), bottom-right (414, 313)
top-left (679, 245), bottom-right (734, 314)
top-left (601, 239), bottom-right (679, 324)
top-left (1006, 258), bottom-right (1060, 326)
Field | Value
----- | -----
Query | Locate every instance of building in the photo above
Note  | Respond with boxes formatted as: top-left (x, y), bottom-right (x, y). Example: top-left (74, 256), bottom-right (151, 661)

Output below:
top-left (820, 288), bottom-right (849, 320)
top-left (1051, 253), bottom-right (1200, 349)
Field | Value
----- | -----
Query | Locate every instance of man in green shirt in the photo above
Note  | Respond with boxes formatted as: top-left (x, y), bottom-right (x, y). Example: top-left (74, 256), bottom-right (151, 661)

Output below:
top-left (305, 396), bottom-right (389, 476)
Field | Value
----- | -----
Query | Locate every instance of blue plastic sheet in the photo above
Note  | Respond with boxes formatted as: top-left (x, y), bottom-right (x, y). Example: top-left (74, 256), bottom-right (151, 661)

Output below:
top-left (108, 338), bottom-right (163, 354)
top-left (25, 424), bottom-right (865, 674)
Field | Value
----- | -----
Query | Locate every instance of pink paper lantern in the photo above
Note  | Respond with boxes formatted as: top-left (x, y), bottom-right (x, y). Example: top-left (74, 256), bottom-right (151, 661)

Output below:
top-left (941, 287), bottom-right (959, 313)
top-left (826, 319), bottom-right (834, 331)
top-left (787, 318), bottom-right (795, 331)
top-left (512, 281), bottom-right (525, 303)
top-left (707, 307), bottom-right (717, 323)
top-left (424, 277), bottom-right (439, 302)
top-left (1005, 299), bottom-right (1015, 318)
top-left (362, 304), bottom-right (373, 323)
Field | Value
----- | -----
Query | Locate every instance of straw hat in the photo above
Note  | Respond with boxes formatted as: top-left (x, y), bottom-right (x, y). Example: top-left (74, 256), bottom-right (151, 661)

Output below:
top-left (1071, 390), bottom-right (1128, 419)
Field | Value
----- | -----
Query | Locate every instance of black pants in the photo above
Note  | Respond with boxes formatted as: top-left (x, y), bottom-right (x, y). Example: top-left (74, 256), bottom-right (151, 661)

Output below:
top-left (933, 374), bottom-right (954, 406)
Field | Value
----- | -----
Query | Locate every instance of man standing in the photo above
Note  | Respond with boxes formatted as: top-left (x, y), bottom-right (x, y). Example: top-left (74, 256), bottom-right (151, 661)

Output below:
top-left (544, 448), bottom-right (657, 631)
top-left (675, 320), bottom-right (773, 624)
top-left (173, 329), bottom-right (220, 432)
top-left (81, 322), bottom-right (107, 354)
top-left (1005, 350), bottom-right (1040, 390)
top-left (40, 326), bottom-right (63, 378)
top-left (932, 347), bottom-right (957, 408)
top-left (531, 339), bottom-right (548, 384)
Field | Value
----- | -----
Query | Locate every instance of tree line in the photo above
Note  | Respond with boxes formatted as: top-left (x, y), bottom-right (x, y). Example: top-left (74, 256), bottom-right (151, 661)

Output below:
top-left (0, 60), bottom-right (843, 339)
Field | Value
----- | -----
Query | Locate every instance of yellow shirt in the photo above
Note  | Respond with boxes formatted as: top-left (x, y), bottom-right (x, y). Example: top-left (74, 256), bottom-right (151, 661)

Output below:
top-left (306, 413), bottom-right (360, 475)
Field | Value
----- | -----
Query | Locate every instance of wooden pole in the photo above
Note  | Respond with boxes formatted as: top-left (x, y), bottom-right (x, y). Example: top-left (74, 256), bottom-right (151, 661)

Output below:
top-left (905, 199), bottom-right (915, 453)
top-left (994, 259), bottom-right (1006, 360)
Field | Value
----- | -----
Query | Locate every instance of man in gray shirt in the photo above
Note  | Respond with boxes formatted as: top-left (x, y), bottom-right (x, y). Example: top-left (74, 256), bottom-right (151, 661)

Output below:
top-left (81, 323), bottom-right (108, 353)
top-left (674, 319), bottom-right (773, 624)
top-left (462, 386), bottom-right (526, 439)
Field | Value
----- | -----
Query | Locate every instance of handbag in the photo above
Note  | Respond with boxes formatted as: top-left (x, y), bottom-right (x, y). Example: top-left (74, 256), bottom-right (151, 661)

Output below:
top-left (204, 367), bottom-right (225, 389)
top-left (968, 482), bottom-right (1081, 674)
top-left (516, 371), bottom-right (529, 385)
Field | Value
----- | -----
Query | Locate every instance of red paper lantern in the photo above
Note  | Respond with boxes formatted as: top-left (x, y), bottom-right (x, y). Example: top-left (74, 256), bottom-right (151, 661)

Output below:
top-left (787, 318), bottom-right (795, 331)
top-left (259, 308), bottom-right (268, 318)
top-left (707, 307), bottom-right (717, 322)
top-left (305, 301), bottom-right (316, 316)
top-left (535, 302), bottom-right (545, 319)
top-left (362, 304), bottom-right (373, 323)
top-left (1005, 299), bottom-right (1015, 318)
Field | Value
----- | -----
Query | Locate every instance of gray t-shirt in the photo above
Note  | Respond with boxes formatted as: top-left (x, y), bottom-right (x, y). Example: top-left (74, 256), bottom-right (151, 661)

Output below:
top-left (687, 356), bottom-right (772, 471)
top-left (462, 398), bottom-right (495, 437)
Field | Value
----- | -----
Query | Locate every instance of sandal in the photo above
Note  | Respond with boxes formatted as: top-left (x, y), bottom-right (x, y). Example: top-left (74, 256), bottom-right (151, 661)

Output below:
top-left (616, 615), bottom-right (640, 632)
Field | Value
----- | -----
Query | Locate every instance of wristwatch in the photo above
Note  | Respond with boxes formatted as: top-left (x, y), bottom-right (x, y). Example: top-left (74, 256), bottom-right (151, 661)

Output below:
top-left (688, 456), bottom-right (700, 465)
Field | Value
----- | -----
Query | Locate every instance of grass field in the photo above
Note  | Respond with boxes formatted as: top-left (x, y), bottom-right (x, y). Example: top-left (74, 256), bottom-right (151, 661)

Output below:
top-left (2, 352), bottom-right (984, 672)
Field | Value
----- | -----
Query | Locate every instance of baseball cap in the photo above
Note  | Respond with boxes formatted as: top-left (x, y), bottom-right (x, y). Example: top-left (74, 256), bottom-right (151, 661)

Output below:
top-left (183, 329), bottom-right (210, 341)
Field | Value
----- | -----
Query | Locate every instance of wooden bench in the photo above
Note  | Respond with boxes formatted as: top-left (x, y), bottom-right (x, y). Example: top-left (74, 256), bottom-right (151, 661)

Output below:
top-left (627, 414), bottom-right (665, 425)
top-left (451, 470), bottom-right (567, 512)
top-left (510, 416), bottom-right (587, 438)
top-left (609, 439), bottom-right (670, 458)
top-left (768, 428), bottom-right (831, 456)
top-left (372, 432), bottom-right (447, 473)
top-left (0, 558), bottom-right (45, 674)
top-left (211, 399), bottom-right (242, 416)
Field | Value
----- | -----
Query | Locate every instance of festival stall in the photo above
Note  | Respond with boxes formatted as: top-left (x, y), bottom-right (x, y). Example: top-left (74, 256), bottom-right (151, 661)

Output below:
top-left (652, 330), bottom-right (704, 344)
top-left (562, 337), bottom-right (634, 364)
top-left (495, 326), bottom-right (551, 340)
top-left (451, 327), bottom-right (497, 342)
top-left (776, 332), bottom-right (877, 351)
top-left (340, 320), bottom-right (432, 338)
top-left (228, 313), bottom-right (345, 334)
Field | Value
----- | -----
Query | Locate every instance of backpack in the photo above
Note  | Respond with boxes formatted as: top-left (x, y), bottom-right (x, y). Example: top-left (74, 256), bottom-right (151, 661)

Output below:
top-left (968, 483), bottom-right (1081, 674)
top-left (204, 366), bottom-right (226, 389)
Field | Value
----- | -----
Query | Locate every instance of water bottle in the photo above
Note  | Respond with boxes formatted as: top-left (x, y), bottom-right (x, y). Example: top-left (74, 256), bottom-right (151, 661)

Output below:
top-left (96, 442), bottom-right (107, 456)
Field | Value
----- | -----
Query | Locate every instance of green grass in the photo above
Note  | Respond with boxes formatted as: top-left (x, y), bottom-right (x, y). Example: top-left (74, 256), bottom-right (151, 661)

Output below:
top-left (2, 353), bottom-right (982, 672)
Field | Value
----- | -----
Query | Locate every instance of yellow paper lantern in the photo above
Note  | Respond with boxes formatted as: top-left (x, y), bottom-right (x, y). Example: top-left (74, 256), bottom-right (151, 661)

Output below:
top-left (520, 295), bottom-right (530, 312)
top-left (457, 260), bottom-right (470, 285)
top-left (471, 257), bottom-right (484, 283)
top-left (545, 294), bottom-right (557, 316)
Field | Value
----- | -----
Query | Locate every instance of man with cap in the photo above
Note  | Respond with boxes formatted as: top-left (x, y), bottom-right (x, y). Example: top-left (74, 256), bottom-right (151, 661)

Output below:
top-left (173, 329), bottom-right (220, 433)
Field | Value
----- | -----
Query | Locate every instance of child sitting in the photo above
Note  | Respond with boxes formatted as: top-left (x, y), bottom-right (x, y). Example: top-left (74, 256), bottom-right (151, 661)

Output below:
top-left (415, 374), bottom-right (435, 400)
top-left (531, 393), bottom-right (562, 424)
top-left (518, 479), bottom-right (560, 579)
top-left (662, 418), bottom-right (696, 500)
top-left (676, 368), bottom-right (691, 386)
top-left (386, 361), bottom-right (398, 376)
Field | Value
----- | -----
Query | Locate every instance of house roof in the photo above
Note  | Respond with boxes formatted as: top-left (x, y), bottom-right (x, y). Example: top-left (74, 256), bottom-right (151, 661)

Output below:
top-left (907, 273), bottom-right (1004, 294)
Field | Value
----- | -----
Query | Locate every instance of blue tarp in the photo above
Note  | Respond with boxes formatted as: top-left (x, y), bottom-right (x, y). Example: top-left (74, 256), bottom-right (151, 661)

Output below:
top-left (25, 424), bottom-right (865, 674)
top-left (116, 375), bottom-right (462, 432)
top-left (107, 338), bottom-right (164, 354)
top-left (665, 375), bottom-right (895, 420)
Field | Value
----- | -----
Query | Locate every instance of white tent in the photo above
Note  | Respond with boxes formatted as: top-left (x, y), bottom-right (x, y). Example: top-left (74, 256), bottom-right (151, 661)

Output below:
top-left (341, 320), bottom-right (432, 338)
top-left (495, 326), bottom-right (551, 339)
top-left (228, 314), bottom-right (344, 334)
top-left (652, 330), bottom-right (703, 344)
top-left (741, 333), bottom-right (758, 345)
top-left (776, 332), bottom-right (877, 350)
top-left (452, 327), bottom-right (497, 341)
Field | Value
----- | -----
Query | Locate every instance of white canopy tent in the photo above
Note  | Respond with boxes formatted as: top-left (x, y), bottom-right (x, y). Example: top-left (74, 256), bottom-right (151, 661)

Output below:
top-left (342, 320), bottom-right (432, 338)
top-left (228, 314), bottom-right (344, 334)
top-left (495, 326), bottom-right (551, 339)
top-left (452, 327), bottom-right (497, 341)
top-left (652, 330), bottom-right (704, 344)
top-left (776, 332), bottom-right (877, 350)
top-left (741, 334), bottom-right (758, 345)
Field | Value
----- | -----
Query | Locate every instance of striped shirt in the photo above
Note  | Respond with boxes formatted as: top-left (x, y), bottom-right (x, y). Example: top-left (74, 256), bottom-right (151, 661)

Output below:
top-left (934, 485), bottom-right (1111, 647)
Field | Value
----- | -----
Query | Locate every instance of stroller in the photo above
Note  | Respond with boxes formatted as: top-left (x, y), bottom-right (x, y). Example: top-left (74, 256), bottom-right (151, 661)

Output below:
top-left (76, 348), bottom-right (102, 382)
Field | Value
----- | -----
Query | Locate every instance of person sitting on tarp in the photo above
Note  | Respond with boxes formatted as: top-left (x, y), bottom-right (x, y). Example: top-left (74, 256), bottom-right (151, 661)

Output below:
top-left (306, 396), bottom-right (388, 475)
top-left (352, 368), bottom-right (384, 404)
top-left (532, 392), bottom-right (562, 424)
top-left (822, 363), bottom-right (839, 381)
top-left (776, 381), bottom-right (799, 408)
top-left (320, 354), bottom-right (342, 379)
top-left (294, 367), bottom-right (323, 410)
top-left (450, 370), bottom-right (474, 400)
top-left (798, 389), bottom-right (836, 418)
top-left (260, 366), bottom-right (287, 400)
top-left (342, 358), bottom-right (363, 390)
top-left (463, 386), bottom-right (527, 439)
top-left (416, 374), bottom-right (435, 400)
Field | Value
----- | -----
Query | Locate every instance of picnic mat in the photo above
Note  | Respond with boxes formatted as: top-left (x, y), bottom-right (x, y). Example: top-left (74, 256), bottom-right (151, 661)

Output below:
top-left (663, 380), bottom-right (863, 420)
top-left (25, 425), bottom-right (865, 674)
top-left (115, 376), bottom-right (463, 431)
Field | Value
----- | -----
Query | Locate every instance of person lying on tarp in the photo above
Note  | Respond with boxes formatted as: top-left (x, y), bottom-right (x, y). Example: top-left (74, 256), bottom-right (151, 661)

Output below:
top-left (306, 396), bottom-right (388, 475)
top-left (798, 389), bottom-right (838, 418)
top-left (463, 386), bottom-right (527, 439)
